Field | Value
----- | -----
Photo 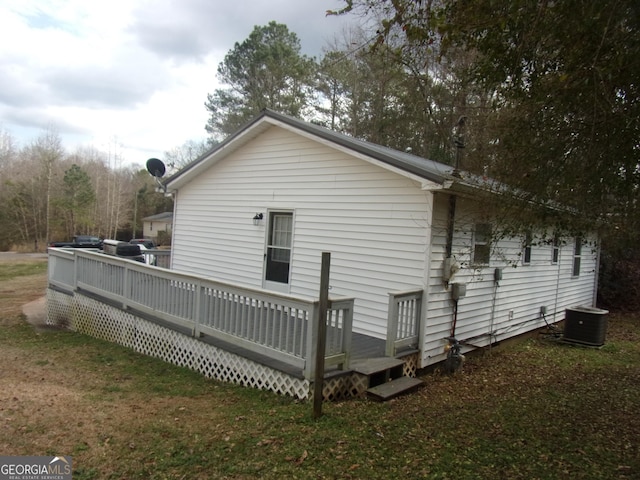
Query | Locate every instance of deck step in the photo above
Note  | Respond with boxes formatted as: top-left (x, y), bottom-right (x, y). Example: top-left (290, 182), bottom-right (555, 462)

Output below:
top-left (350, 357), bottom-right (405, 376)
top-left (367, 376), bottom-right (423, 401)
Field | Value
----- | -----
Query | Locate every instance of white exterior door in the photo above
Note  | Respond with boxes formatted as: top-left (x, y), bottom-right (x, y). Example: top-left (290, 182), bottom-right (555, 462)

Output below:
top-left (263, 211), bottom-right (293, 292)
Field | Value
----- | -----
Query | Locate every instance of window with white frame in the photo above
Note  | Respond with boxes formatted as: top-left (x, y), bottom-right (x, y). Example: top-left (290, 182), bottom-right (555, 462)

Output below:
top-left (472, 223), bottom-right (492, 265)
top-left (572, 237), bottom-right (582, 276)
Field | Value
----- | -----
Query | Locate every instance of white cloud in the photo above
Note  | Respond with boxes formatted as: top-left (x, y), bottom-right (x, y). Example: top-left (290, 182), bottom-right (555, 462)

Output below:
top-left (0, 0), bottom-right (353, 168)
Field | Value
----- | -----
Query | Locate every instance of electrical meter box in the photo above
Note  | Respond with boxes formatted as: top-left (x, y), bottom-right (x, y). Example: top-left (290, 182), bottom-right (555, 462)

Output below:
top-left (451, 282), bottom-right (466, 300)
top-left (494, 268), bottom-right (503, 282)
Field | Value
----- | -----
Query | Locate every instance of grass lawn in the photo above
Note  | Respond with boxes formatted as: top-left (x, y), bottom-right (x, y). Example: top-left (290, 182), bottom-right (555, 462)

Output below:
top-left (1, 256), bottom-right (639, 479)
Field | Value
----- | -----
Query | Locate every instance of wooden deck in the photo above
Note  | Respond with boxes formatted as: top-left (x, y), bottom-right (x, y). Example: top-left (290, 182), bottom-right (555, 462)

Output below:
top-left (48, 248), bottom-right (422, 399)
top-left (74, 282), bottom-right (388, 379)
top-left (351, 332), bottom-right (386, 359)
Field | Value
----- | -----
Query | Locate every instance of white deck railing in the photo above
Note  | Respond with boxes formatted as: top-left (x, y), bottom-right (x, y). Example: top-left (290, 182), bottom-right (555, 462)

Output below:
top-left (386, 289), bottom-right (423, 357)
top-left (48, 248), bottom-right (354, 379)
top-left (141, 249), bottom-right (171, 268)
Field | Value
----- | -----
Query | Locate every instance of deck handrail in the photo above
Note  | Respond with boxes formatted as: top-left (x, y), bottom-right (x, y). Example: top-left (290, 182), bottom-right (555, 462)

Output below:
top-left (141, 249), bottom-right (171, 268)
top-left (48, 248), bottom-right (353, 380)
top-left (386, 288), bottom-right (423, 357)
top-left (47, 248), bottom-right (77, 293)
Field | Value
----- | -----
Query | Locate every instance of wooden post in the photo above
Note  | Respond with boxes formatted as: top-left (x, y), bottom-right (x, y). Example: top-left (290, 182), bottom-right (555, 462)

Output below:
top-left (313, 252), bottom-right (330, 419)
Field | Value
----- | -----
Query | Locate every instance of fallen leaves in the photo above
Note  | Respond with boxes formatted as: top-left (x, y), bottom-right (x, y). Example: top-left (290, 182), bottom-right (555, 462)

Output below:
top-left (294, 449), bottom-right (308, 465)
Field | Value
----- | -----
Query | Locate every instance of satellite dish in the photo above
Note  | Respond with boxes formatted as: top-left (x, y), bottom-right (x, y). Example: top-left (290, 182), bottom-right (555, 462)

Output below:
top-left (146, 158), bottom-right (167, 194)
top-left (146, 158), bottom-right (166, 178)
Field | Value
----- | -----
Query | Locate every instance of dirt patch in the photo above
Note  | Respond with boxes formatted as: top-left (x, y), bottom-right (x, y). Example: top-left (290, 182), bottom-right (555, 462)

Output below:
top-left (0, 252), bottom-right (48, 263)
top-left (0, 264), bottom-right (48, 319)
top-left (1, 263), bottom-right (231, 469)
top-left (2, 255), bottom-right (639, 479)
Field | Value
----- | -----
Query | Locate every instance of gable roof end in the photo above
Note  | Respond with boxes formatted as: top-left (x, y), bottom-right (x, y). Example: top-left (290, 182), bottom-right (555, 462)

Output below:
top-left (165, 109), bottom-right (457, 191)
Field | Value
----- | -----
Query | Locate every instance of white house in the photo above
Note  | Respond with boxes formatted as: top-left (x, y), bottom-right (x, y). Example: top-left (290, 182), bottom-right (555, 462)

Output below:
top-left (142, 212), bottom-right (173, 243)
top-left (163, 109), bottom-right (599, 369)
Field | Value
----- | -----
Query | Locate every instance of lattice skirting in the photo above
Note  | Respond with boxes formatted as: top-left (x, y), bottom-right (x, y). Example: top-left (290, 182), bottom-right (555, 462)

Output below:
top-left (46, 288), bottom-right (311, 400)
top-left (400, 352), bottom-right (420, 378)
top-left (45, 289), bottom-right (420, 402)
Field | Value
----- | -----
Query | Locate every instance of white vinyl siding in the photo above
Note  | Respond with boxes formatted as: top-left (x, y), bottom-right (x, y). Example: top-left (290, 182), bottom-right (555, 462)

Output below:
top-left (422, 195), bottom-right (598, 366)
top-left (171, 126), bottom-right (432, 338)
top-left (169, 123), bottom-right (599, 366)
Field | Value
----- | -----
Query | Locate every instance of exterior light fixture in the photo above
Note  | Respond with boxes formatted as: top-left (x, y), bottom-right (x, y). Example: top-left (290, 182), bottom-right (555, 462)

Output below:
top-left (252, 213), bottom-right (264, 225)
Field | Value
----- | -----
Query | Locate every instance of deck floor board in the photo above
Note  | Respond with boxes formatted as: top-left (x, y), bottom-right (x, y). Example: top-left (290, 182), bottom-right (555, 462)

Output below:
top-left (351, 332), bottom-right (386, 359)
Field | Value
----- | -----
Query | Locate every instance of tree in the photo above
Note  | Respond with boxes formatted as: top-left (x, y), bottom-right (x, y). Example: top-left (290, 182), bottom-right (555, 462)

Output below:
top-left (315, 50), bottom-right (354, 131)
top-left (452, 1), bottom-right (639, 234)
top-left (334, 0), bottom-right (640, 310)
top-left (58, 164), bottom-right (96, 237)
top-left (0, 127), bottom-right (16, 172)
top-left (205, 21), bottom-right (317, 139)
top-left (130, 169), bottom-right (174, 240)
top-left (5, 128), bottom-right (67, 246)
top-left (316, 24), bottom-right (479, 164)
top-left (164, 138), bottom-right (214, 171)
top-left (0, 127), bottom-right (179, 249)
top-left (333, 0), bottom-right (640, 232)
top-left (0, 128), bottom-right (19, 249)
top-left (344, 39), bottom-right (459, 161)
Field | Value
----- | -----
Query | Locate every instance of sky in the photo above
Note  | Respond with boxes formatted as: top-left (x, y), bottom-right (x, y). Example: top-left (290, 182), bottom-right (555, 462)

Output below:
top-left (0, 0), bottom-right (354, 169)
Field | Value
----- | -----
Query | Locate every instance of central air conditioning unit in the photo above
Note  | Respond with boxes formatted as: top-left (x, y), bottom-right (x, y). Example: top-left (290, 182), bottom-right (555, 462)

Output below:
top-left (563, 306), bottom-right (609, 347)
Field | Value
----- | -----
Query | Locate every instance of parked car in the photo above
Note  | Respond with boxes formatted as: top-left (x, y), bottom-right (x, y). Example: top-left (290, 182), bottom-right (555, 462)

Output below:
top-left (130, 238), bottom-right (156, 249)
top-left (102, 239), bottom-right (145, 263)
top-left (48, 235), bottom-right (103, 249)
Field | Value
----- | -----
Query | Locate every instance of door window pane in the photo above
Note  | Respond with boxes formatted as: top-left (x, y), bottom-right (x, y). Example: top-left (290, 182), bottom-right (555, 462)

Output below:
top-left (266, 212), bottom-right (293, 284)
